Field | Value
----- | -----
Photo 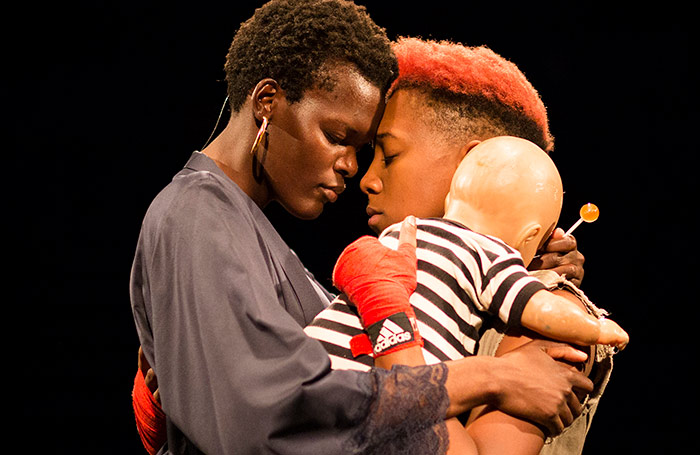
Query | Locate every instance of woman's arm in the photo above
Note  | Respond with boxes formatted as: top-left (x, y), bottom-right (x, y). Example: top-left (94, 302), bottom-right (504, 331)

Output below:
top-left (465, 289), bottom-right (596, 454)
top-left (376, 336), bottom-right (592, 453)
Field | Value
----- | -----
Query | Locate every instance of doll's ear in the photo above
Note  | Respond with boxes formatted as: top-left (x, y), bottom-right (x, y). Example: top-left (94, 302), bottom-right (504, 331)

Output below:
top-left (514, 223), bottom-right (542, 265)
top-left (516, 224), bottom-right (541, 247)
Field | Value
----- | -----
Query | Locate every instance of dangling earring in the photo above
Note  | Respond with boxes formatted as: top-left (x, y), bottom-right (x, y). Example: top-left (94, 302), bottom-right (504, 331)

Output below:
top-left (250, 116), bottom-right (269, 156)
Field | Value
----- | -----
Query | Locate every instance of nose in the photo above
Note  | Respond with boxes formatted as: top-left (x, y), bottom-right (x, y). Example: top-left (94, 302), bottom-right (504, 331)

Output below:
top-left (360, 155), bottom-right (382, 195)
top-left (334, 146), bottom-right (359, 178)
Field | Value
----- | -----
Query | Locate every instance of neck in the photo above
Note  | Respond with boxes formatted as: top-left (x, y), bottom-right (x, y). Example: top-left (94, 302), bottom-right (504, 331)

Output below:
top-left (202, 113), bottom-right (270, 208)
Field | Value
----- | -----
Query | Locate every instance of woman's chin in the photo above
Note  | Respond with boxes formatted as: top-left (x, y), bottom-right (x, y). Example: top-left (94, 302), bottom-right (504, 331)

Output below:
top-left (283, 200), bottom-right (325, 221)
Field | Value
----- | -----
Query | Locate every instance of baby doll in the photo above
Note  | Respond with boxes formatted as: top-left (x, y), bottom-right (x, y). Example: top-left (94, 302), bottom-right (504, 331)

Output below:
top-left (333, 136), bottom-right (628, 363)
top-left (442, 135), bottom-right (627, 349)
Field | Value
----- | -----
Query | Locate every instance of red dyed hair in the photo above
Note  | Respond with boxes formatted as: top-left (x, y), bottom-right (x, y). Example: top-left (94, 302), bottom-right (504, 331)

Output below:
top-left (390, 37), bottom-right (553, 152)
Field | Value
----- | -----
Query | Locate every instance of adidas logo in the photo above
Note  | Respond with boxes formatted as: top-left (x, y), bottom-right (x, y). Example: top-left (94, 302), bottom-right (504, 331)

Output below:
top-left (373, 318), bottom-right (413, 354)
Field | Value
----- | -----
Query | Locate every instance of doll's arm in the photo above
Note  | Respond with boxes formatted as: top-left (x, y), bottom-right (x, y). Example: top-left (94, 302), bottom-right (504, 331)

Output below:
top-left (521, 289), bottom-right (628, 349)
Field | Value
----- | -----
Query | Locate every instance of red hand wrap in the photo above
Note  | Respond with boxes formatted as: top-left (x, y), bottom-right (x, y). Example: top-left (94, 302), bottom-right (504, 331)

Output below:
top-left (350, 333), bottom-right (374, 357)
top-left (332, 235), bottom-right (422, 357)
top-left (132, 369), bottom-right (167, 455)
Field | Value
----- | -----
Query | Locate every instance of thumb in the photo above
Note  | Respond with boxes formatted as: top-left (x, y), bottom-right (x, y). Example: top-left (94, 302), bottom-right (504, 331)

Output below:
top-left (542, 342), bottom-right (589, 364)
top-left (550, 227), bottom-right (566, 240)
top-left (397, 216), bottom-right (417, 253)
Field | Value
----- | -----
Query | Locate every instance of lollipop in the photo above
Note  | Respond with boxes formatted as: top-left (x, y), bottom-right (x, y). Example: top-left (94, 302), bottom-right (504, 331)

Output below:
top-left (564, 203), bottom-right (599, 236)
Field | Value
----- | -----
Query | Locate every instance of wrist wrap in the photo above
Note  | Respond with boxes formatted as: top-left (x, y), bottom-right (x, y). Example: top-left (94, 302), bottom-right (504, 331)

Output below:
top-left (132, 369), bottom-right (166, 455)
top-left (333, 235), bottom-right (422, 357)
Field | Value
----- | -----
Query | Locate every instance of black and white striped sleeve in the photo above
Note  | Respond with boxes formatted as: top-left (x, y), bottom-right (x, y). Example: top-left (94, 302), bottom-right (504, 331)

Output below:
top-left (477, 244), bottom-right (547, 328)
top-left (304, 294), bottom-right (374, 371)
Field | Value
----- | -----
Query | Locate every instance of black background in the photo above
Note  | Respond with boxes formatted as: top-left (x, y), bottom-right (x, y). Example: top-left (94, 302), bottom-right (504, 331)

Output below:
top-left (7, 1), bottom-right (697, 453)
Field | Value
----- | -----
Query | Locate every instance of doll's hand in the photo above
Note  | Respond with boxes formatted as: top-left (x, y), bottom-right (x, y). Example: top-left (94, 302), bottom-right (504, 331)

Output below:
top-left (597, 319), bottom-right (629, 350)
top-left (528, 228), bottom-right (585, 287)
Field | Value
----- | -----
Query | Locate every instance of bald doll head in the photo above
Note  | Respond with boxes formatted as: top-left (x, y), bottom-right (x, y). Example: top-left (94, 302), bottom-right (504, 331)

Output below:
top-left (444, 136), bottom-right (563, 266)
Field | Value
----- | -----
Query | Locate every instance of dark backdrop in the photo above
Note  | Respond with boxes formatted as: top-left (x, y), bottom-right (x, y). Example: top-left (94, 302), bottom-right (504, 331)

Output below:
top-left (7, 1), bottom-right (696, 453)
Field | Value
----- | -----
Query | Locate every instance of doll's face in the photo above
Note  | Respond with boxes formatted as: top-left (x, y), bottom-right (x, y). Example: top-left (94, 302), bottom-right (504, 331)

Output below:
top-left (360, 89), bottom-right (464, 233)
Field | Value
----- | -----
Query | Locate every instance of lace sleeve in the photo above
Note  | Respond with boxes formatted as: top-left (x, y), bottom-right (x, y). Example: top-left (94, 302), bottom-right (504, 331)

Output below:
top-left (347, 363), bottom-right (450, 455)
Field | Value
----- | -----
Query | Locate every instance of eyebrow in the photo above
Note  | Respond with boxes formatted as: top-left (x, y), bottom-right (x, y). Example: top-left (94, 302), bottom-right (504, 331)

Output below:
top-left (375, 132), bottom-right (397, 141)
top-left (325, 118), bottom-right (370, 144)
top-left (374, 132), bottom-right (400, 148)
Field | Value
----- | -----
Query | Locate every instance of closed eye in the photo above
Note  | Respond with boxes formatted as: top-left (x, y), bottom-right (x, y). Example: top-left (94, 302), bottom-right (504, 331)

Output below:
top-left (383, 154), bottom-right (397, 165)
top-left (324, 130), bottom-right (349, 146)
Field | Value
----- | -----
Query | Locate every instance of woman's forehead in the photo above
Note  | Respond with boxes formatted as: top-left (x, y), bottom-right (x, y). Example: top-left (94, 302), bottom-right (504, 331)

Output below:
top-left (306, 64), bottom-right (381, 106)
top-left (296, 67), bottom-right (383, 130)
top-left (377, 91), bottom-right (428, 138)
top-left (377, 89), bottom-right (454, 155)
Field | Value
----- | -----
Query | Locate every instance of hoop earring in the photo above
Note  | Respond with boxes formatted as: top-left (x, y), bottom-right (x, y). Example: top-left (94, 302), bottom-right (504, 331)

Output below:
top-left (250, 116), bottom-right (269, 156)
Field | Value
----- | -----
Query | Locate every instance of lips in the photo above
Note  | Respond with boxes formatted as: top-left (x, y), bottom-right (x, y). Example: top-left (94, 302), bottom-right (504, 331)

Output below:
top-left (366, 206), bottom-right (383, 229)
top-left (320, 183), bottom-right (345, 203)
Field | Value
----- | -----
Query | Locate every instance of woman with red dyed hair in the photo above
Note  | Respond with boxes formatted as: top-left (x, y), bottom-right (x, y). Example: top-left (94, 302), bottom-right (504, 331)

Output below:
top-left (311, 37), bottom-right (609, 455)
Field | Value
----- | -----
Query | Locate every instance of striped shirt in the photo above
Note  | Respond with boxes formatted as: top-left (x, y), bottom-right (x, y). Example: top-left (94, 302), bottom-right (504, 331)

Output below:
top-left (304, 217), bottom-right (546, 371)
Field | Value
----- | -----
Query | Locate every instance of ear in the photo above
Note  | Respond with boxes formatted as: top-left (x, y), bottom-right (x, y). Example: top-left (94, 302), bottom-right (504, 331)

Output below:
top-left (250, 78), bottom-right (281, 122)
top-left (514, 223), bottom-right (542, 252)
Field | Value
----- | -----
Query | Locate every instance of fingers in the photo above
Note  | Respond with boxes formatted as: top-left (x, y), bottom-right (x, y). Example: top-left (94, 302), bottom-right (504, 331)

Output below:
top-left (559, 400), bottom-right (575, 433)
top-left (543, 416), bottom-right (565, 437)
top-left (569, 369), bottom-right (595, 395)
top-left (139, 346), bottom-right (161, 403)
top-left (396, 216), bottom-right (417, 266)
top-left (543, 393), bottom-right (579, 437)
top-left (566, 389), bottom-right (583, 420)
top-left (144, 363), bottom-right (162, 404)
top-left (530, 250), bottom-right (585, 286)
top-left (539, 341), bottom-right (589, 365)
top-left (546, 230), bottom-right (576, 250)
top-left (549, 227), bottom-right (566, 240)
top-left (542, 376), bottom-right (585, 437)
top-left (145, 368), bottom-right (159, 394)
top-left (397, 215), bottom-right (417, 251)
top-left (549, 390), bottom-right (579, 437)
top-left (138, 346), bottom-right (151, 374)
top-left (536, 249), bottom-right (584, 269)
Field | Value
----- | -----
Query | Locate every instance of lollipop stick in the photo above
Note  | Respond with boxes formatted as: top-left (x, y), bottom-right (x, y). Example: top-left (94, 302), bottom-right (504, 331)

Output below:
top-left (564, 218), bottom-right (584, 237)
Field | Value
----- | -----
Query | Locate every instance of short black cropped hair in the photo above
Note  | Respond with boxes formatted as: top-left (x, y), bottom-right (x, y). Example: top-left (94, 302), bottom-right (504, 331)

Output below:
top-left (224, 0), bottom-right (398, 112)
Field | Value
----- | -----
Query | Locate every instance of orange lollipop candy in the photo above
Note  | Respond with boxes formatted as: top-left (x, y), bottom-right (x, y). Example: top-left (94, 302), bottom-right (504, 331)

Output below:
top-left (565, 203), bottom-right (599, 236)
